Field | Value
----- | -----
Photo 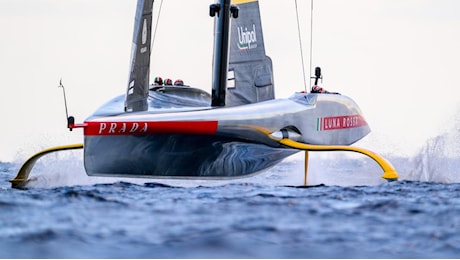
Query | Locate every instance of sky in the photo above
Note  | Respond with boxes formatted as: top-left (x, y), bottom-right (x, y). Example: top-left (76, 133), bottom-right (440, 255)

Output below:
top-left (1, 0), bottom-right (460, 162)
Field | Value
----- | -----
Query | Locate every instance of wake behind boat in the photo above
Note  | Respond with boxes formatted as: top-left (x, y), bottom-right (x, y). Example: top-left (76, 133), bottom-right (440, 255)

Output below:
top-left (10, 0), bottom-right (398, 188)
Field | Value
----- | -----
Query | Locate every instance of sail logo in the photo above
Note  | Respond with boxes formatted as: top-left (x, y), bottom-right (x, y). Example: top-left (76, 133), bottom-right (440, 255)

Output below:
top-left (142, 19), bottom-right (147, 44)
top-left (140, 19), bottom-right (148, 53)
top-left (317, 115), bottom-right (367, 131)
top-left (237, 24), bottom-right (258, 50)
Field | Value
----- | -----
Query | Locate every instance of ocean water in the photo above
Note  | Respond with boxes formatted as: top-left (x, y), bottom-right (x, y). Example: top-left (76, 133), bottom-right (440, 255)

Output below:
top-left (1, 140), bottom-right (460, 258)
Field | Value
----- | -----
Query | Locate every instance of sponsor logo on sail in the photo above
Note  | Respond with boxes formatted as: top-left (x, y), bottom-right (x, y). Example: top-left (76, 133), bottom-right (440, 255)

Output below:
top-left (142, 19), bottom-right (147, 44)
top-left (237, 24), bottom-right (258, 50)
top-left (317, 115), bottom-right (367, 131)
top-left (140, 19), bottom-right (148, 53)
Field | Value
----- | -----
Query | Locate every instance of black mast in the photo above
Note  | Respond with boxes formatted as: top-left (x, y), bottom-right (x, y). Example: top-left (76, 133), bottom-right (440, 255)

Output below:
top-left (210, 0), bottom-right (239, 107)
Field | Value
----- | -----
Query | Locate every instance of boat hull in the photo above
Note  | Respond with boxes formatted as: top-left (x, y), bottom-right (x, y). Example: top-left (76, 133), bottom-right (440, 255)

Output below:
top-left (82, 88), bottom-right (370, 178)
top-left (84, 134), bottom-right (297, 178)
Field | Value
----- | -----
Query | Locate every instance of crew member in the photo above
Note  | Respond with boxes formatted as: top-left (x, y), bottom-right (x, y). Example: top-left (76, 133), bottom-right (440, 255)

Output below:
top-left (174, 79), bottom-right (184, 86)
top-left (154, 76), bottom-right (163, 86)
top-left (164, 78), bottom-right (173, 86)
top-left (311, 85), bottom-right (323, 93)
top-left (311, 85), bottom-right (340, 95)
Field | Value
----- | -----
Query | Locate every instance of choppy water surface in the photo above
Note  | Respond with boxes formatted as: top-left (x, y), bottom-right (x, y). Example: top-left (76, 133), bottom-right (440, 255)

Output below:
top-left (1, 151), bottom-right (460, 259)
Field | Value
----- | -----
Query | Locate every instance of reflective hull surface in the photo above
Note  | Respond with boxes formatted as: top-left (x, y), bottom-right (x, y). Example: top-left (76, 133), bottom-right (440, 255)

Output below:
top-left (85, 134), bottom-right (297, 178)
top-left (83, 87), bottom-right (370, 178)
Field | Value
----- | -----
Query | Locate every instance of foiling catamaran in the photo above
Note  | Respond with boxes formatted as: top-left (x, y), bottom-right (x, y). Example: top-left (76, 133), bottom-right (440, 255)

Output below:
top-left (10, 0), bottom-right (398, 189)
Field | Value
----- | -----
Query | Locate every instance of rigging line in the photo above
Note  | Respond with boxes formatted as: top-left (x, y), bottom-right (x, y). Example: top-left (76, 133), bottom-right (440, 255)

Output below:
top-left (58, 79), bottom-right (69, 121)
top-left (151, 0), bottom-right (164, 51)
top-left (295, 0), bottom-right (307, 92)
top-left (309, 0), bottom-right (314, 89)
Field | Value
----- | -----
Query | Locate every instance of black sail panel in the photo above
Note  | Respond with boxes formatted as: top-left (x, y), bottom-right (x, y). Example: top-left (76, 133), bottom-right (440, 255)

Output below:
top-left (124, 0), bottom-right (154, 112)
top-left (227, 0), bottom-right (274, 106)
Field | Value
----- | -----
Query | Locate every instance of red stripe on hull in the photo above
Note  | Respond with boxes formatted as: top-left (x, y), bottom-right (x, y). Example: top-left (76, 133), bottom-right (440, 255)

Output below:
top-left (84, 121), bottom-right (218, 136)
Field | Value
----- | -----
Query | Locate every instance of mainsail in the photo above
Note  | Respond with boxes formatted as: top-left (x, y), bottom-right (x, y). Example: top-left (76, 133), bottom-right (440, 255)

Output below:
top-left (124, 0), bottom-right (154, 112)
top-left (227, 0), bottom-right (274, 106)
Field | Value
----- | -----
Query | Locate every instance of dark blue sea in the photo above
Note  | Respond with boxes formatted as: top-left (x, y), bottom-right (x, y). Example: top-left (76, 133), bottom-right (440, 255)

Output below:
top-left (1, 147), bottom-right (459, 258)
